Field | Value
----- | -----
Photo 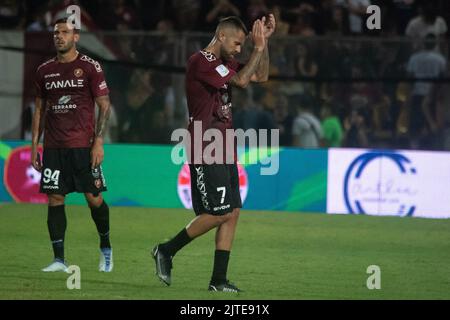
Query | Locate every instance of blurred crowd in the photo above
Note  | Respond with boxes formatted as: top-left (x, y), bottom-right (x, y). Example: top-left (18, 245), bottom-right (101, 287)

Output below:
top-left (3, 0), bottom-right (450, 37)
top-left (3, 0), bottom-right (450, 150)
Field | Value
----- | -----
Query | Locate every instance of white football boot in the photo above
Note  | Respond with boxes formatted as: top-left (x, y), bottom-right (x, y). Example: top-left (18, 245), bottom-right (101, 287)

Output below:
top-left (99, 248), bottom-right (113, 272)
top-left (42, 260), bottom-right (69, 273)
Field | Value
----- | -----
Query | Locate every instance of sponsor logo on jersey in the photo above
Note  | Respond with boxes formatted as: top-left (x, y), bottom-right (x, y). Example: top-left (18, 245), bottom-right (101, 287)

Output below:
top-left (51, 104), bottom-right (78, 113)
top-left (101, 170), bottom-right (107, 187)
top-left (44, 73), bottom-right (61, 79)
top-left (58, 95), bottom-right (71, 104)
top-left (194, 165), bottom-right (210, 210)
top-left (80, 55), bottom-right (103, 72)
top-left (200, 50), bottom-right (216, 62)
top-left (45, 79), bottom-right (84, 90)
top-left (74, 68), bottom-right (83, 77)
top-left (42, 185), bottom-right (59, 190)
top-left (52, 95), bottom-right (77, 113)
top-left (99, 80), bottom-right (108, 90)
top-left (213, 204), bottom-right (231, 212)
top-left (215, 64), bottom-right (230, 77)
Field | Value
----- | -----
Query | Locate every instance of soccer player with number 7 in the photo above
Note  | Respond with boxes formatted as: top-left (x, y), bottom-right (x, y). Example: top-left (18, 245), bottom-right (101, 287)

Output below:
top-left (31, 18), bottom-right (113, 273)
top-left (152, 14), bottom-right (276, 292)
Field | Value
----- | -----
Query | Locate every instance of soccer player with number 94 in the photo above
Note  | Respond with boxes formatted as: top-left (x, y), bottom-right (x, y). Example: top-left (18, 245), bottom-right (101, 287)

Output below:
top-left (31, 18), bottom-right (113, 273)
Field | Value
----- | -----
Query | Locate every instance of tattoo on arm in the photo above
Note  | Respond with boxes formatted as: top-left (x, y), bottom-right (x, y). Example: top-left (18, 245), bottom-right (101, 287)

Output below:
top-left (255, 44), bottom-right (269, 82)
top-left (230, 48), bottom-right (264, 87)
top-left (95, 95), bottom-right (111, 139)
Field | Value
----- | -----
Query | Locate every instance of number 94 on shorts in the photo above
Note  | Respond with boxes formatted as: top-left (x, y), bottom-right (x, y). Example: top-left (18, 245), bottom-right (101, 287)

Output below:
top-left (40, 148), bottom-right (107, 195)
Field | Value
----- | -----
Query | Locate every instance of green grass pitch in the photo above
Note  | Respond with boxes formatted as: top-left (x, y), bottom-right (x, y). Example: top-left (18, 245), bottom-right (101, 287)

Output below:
top-left (0, 203), bottom-right (449, 299)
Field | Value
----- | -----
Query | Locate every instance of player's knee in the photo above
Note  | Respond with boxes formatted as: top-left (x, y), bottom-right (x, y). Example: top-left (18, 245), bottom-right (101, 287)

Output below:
top-left (213, 213), bottom-right (229, 225)
top-left (229, 209), bottom-right (240, 222)
top-left (48, 194), bottom-right (65, 206)
top-left (217, 209), bottom-right (238, 224)
top-left (85, 193), bottom-right (103, 208)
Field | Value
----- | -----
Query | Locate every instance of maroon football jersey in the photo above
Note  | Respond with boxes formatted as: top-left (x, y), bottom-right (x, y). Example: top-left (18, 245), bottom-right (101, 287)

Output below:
top-left (34, 53), bottom-right (109, 148)
top-left (185, 50), bottom-right (240, 164)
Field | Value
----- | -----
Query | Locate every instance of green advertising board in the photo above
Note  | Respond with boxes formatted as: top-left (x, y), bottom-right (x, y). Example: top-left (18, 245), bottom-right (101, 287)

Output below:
top-left (0, 141), bottom-right (327, 213)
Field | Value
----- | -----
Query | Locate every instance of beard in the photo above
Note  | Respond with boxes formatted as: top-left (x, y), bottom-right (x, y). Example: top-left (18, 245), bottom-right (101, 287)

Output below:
top-left (220, 47), bottom-right (233, 61)
top-left (55, 41), bottom-right (74, 54)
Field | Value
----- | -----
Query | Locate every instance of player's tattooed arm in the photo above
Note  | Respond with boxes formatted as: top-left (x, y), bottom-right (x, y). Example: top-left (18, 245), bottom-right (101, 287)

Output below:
top-left (91, 95), bottom-right (111, 169)
top-left (251, 14), bottom-right (275, 83)
top-left (230, 19), bottom-right (265, 88)
top-left (251, 44), bottom-right (269, 82)
top-left (31, 97), bottom-right (46, 171)
top-left (94, 95), bottom-right (111, 140)
top-left (230, 48), bottom-right (264, 88)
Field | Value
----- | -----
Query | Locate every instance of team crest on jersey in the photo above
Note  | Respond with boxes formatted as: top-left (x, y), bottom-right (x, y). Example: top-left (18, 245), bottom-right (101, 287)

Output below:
top-left (94, 179), bottom-right (102, 189)
top-left (200, 50), bottom-right (216, 62)
top-left (74, 68), bottom-right (83, 77)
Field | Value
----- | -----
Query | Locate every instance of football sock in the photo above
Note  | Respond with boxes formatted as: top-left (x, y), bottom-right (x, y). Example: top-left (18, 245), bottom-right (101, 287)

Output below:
top-left (90, 201), bottom-right (111, 249)
top-left (159, 228), bottom-right (192, 257)
top-left (47, 205), bottom-right (66, 262)
top-left (210, 250), bottom-right (230, 285)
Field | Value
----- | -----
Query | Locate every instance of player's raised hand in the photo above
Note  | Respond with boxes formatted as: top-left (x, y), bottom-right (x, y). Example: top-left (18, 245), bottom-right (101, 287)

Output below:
top-left (263, 14), bottom-right (276, 39)
top-left (90, 138), bottom-right (104, 169)
top-left (251, 19), bottom-right (266, 51)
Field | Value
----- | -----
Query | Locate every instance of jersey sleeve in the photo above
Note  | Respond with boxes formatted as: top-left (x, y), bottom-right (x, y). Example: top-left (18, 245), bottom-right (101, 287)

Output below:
top-left (194, 58), bottom-right (237, 89)
top-left (34, 69), bottom-right (44, 99)
top-left (88, 63), bottom-right (110, 97)
top-left (228, 59), bottom-right (244, 73)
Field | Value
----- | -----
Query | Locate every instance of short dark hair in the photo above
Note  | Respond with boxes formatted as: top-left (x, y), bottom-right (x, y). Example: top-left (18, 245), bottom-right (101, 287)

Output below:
top-left (54, 17), bottom-right (80, 33)
top-left (217, 16), bottom-right (248, 35)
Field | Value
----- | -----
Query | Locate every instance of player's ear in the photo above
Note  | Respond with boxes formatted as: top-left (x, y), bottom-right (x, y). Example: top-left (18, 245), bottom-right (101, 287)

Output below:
top-left (218, 31), bottom-right (226, 43)
top-left (74, 32), bottom-right (80, 43)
